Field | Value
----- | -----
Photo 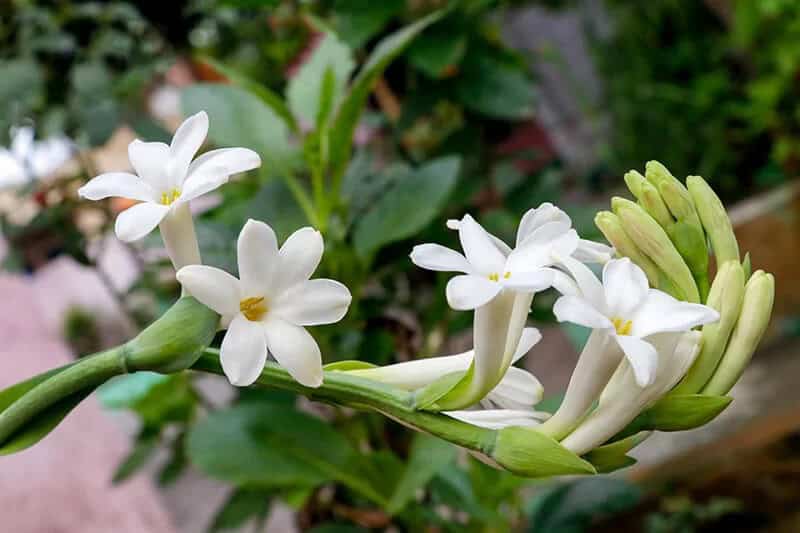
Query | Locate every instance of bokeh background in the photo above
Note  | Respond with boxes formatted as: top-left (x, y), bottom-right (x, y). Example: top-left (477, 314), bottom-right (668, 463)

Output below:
top-left (1, 1), bottom-right (799, 531)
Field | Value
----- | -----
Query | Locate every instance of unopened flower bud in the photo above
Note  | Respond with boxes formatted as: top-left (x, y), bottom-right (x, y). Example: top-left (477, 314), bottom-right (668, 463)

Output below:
top-left (612, 197), bottom-right (700, 302)
top-left (666, 220), bottom-right (710, 300)
top-left (687, 175), bottom-right (739, 265)
top-left (639, 180), bottom-right (674, 228)
top-left (624, 170), bottom-right (646, 199)
top-left (672, 261), bottom-right (745, 394)
top-left (595, 211), bottom-right (660, 286)
top-left (703, 270), bottom-right (775, 395)
top-left (490, 426), bottom-right (596, 477)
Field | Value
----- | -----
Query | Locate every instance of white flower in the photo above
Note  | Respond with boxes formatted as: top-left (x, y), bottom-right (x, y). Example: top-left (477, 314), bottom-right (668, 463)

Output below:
top-left (553, 257), bottom-right (718, 387)
top-left (444, 408), bottom-right (551, 430)
top-left (0, 126), bottom-right (73, 189)
top-left (176, 219), bottom-right (352, 387)
top-left (347, 327), bottom-right (545, 410)
top-left (561, 331), bottom-right (702, 455)
top-left (78, 111), bottom-right (260, 242)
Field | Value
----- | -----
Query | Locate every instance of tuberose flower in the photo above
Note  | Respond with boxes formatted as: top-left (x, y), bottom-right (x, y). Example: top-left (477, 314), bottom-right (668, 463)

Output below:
top-left (176, 219), bottom-right (352, 387)
top-left (78, 111), bottom-right (260, 244)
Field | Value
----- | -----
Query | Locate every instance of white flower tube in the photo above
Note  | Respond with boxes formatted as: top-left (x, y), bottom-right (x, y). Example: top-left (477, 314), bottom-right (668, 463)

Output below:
top-left (539, 256), bottom-right (718, 439)
top-left (561, 331), bottom-right (702, 456)
top-left (78, 111), bottom-right (261, 269)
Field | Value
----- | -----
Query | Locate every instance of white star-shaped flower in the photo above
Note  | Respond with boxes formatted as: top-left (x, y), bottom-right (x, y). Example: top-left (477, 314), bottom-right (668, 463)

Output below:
top-left (177, 219), bottom-right (352, 387)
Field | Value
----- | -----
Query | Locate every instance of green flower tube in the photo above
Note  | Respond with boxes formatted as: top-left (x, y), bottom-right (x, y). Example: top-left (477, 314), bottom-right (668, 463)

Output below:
top-left (595, 210), bottom-right (665, 289)
top-left (687, 175), bottom-right (740, 265)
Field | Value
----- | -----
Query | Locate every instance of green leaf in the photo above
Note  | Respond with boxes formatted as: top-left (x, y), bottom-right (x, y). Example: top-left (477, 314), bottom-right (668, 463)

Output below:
top-left (97, 372), bottom-right (169, 409)
top-left (112, 434), bottom-right (159, 484)
top-left (182, 84), bottom-right (298, 174)
top-left (455, 50), bottom-right (536, 120)
top-left (527, 478), bottom-right (642, 533)
top-left (353, 155), bottom-right (461, 257)
top-left (0, 362), bottom-right (93, 455)
top-left (332, 0), bottom-right (405, 48)
top-left (584, 432), bottom-right (649, 474)
top-left (329, 11), bottom-right (443, 179)
top-left (208, 488), bottom-right (272, 532)
top-left (242, 180), bottom-right (308, 241)
top-left (387, 433), bottom-right (456, 513)
top-left (287, 32), bottom-right (355, 130)
top-left (406, 25), bottom-right (467, 78)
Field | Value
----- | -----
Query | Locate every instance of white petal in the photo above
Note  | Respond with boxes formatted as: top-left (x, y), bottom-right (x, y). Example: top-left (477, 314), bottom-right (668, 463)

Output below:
top-left (517, 220), bottom-right (572, 248)
top-left (237, 219), bottom-right (278, 297)
top-left (502, 269), bottom-right (554, 293)
top-left (178, 174), bottom-right (228, 203)
top-left (458, 214), bottom-right (506, 275)
top-left (128, 140), bottom-right (170, 190)
top-left (264, 318), bottom-right (323, 387)
top-left (603, 258), bottom-right (649, 317)
top-left (631, 289), bottom-right (720, 338)
top-left (615, 335), bottom-right (659, 387)
top-left (553, 254), bottom-right (606, 311)
top-left (220, 315), bottom-right (267, 386)
top-left (483, 366), bottom-right (544, 410)
top-left (273, 279), bottom-right (351, 326)
top-left (169, 111), bottom-right (209, 186)
top-left (550, 269), bottom-right (581, 296)
top-left (516, 203), bottom-right (572, 246)
top-left (78, 172), bottom-right (155, 202)
top-left (444, 409), bottom-right (548, 430)
top-left (114, 202), bottom-right (169, 242)
top-left (186, 147), bottom-right (261, 179)
top-left (410, 243), bottom-right (472, 273)
top-left (506, 227), bottom-right (579, 272)
top-left (574, 239), bottom-right (614, 263)
top-left (272, 227), bottom-right (324, 294)
top-left (552, 295), bottom-right (613, 330)
top-left (445, 274), bottom-right (502, 310)
top-left (176, 264), bottom-right (241, 316)
top-left (10, 126), bottom-right (34, 159)
top-left (511, 327), bottom-right (542, 363)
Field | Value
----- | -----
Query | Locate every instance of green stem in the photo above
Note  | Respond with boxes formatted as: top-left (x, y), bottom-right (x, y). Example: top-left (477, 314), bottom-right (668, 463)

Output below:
top-left (282, 173), bottom-right (319, 228)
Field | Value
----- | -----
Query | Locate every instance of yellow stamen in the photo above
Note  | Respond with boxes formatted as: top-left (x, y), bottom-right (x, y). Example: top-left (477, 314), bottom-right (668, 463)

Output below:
top-left (160, 188), bottom-right (181, 205)
top-left (488, 273), bottom-right (499, 282)
top-left (240, 296), bottom-right (267, 321)
top-left (612, 317), bottom-right (633, 336)
top-left (503, 271), bottom-right (511, 279)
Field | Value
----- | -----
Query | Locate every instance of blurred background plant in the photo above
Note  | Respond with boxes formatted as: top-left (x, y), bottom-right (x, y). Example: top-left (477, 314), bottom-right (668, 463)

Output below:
top-left (2, 0), bottom-right (800, 531)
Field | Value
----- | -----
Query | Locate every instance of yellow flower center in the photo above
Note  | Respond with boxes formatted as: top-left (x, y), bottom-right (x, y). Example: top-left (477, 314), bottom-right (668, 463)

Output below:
top-left (240, 296), bottom-right (267, 321)
top-left (612, 317), bottom-right (633, 336)
top-left (160, 188), bottom-right (181, 205)
top-left (488, 272), bottom-right (512, 282)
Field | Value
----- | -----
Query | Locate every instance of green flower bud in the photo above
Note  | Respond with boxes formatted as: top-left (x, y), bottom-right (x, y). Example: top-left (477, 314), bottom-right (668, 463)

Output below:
top-left (612, 197), bottom-right (700, 302)
top-left (639, 180), bottom-right (674, 228)
top-left (595, 211), bottom-right (661, 286)
top-left (624, 170), bottom-right (647, 199)
top-left (742, 252), bottom-right (752, 280)
top-left (703, 270), bottom-right (775, 395)
top-left (667, 220), bottom-right (710, 301)
top-left (672, 261), bottom-right (745, 394)
top-left (656, 177), bottom-right (702, 229)
top-left (490, 426), bottom-right (596, 477)
top-left (687, 175), bottom-right (740, 265)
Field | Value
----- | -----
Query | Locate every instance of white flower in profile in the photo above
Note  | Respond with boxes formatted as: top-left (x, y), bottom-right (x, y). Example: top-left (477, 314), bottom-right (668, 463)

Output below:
top-left (78, 111), bottom-right (260, 243)
top-left (177, 219), bottom-right (351, 387)
top-left (553, 257), bottom-right (719, 387)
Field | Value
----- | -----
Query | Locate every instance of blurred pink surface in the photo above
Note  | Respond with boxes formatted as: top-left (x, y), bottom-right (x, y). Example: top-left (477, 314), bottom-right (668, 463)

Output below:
top-left (0, 266), bottom-right (176, 533)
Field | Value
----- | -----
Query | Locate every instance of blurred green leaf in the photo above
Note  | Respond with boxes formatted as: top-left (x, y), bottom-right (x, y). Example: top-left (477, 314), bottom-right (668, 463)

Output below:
top-left (353, 156), bottom-right (460, 257)
top-left (98, 372), bottom-right (169, 410)
top-left (182, 84), bottom-right (298, 174)
top-left (407, 25), bottom-right (467, 78)
top-left (287, 32), bottom-right (354, 130)
top-left (332, 0), bottom-right (404, 48)
top-left (456, 50), bottom-right (535, 119)
top-left (242, 179), bottom-right (308, 241)
top-left (112, 433), bottom-right (158, 484)
top-left (387, 433), bottom-right (456, 513)
top-left (209, 488), bottom-right (272, 532)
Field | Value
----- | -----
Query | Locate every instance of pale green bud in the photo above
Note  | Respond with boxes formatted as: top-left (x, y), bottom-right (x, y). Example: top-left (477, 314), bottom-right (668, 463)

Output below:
top-left (595, 211), bottom-right (661, 286)
top-left (490, 426), bottom-right (596, 477)
top-left (687, 175), bottom-right (740, 264)
top-left (742, 252), bottom-right (752, 280)
top-left (639, 180), bottom-right (674, 228)
top-left (667, 220), bottom-right (710, 301)
top-left (703, 270), bottom-right (775, 395)
top-left (612, 197), bottom-right (700, 302)
top-left (671, 261), bottom-right (745, 394)
top-left (624, 170), bottom-right (647, 199)
top-left (656, 177), bottom-right (702, 228)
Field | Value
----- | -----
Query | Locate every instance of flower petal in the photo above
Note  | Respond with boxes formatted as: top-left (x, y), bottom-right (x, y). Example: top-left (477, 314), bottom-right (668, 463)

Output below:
top-left (264, 318), bottom-right (323, 387)
top-left (176, 264), bottom-right (241, 316)
top-left (458, 214), bottom-right (506, 275)
top-left (553, 295), bottom-right (613, 330)
top-left (180, 147), bottom-right (261, 202)
top-left (78, 172), bottom-right (155, 202)
top-left (502, 268), bottom-right (554, 293)
top-left (273, 279), bottom-right (352, 326)
top-left (272, 227), bottom-right (324, 294)
top-left (511, 327), bottom-right (543, 363)
top-left (615, 335), bottom-right (659, 387)
top-left (220, 315), bottom-right (267, 386)
top-left (410, 243), bottom-right (472, 273)
top-left (574, 239), bottom-right (614, 263)
top-left (169, 111), bottom-right (208, 187)
top-left (114, 202), bottom-right (169, 242)
top-left (553, 254), bottom-right (606, 312)
top-left (506, 227), bottom-right (579, 272)
top-left (444, 409), bottom-right (548, 430)
top-left (550, 269), bottom-right (580, 296)
top-left (445, 274), bottom-right (502, 310)
top-left (128, 140), bottom-right (170, 190)
top-left (237, 219), bottom-right (278, 297)
top-left (631, 289), bottom-right (720, 338)
top-left (603, 258), bottom-right (649, 317)
top-left (483, 366), bottom-right (544, 410)
top-left (516, 203), bottom-right (572, 246)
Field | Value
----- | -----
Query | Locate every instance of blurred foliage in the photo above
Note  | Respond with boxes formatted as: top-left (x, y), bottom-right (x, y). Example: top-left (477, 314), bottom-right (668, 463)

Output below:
top-left (62, 305), bottom-right (102, 357)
